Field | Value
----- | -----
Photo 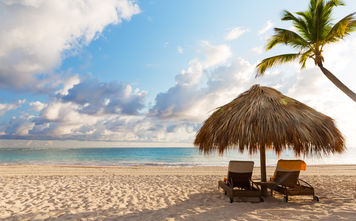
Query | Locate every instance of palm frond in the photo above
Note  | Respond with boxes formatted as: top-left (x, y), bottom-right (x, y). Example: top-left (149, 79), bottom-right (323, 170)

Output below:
top-left (256, 53), bottom-right (300, 76)
top-left (310, 0), bottom-right (318, 8)
top-left (314, 0), bottom-right (327, 42)
top-left (325, 0), bottom-right (344, 8)
top-left (282, 10), bottom-right (311, 40)
top-left (314, 0), bottom-right (344, 42)
top-left (350, 20), bottom-right (356, 32)
top-left (299, 49), bottom-right (314, 69)
top-left (266, 28), bottom-right (310, 50)
top-left (325, 12), bottom-right (356, 43)
top-left (296, 11), bottom-right (314, 41)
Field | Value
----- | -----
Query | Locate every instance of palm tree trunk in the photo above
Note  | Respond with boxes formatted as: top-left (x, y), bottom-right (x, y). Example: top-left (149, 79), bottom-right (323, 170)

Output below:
top-left (318, 64), bottom-right (356, 102)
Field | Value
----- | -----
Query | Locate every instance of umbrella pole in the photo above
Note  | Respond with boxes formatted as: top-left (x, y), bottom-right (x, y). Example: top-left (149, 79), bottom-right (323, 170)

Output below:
top-left (260, 144), bottom-right (267, 196)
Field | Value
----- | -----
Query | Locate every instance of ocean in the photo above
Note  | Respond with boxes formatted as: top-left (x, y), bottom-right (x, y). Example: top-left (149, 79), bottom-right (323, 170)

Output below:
top-left (0, 147), bottom-right (354, 167)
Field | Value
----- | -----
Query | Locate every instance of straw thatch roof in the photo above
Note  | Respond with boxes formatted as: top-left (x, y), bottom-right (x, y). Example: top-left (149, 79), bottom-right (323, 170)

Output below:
top-left (194, 84), bottom-right (345, 156)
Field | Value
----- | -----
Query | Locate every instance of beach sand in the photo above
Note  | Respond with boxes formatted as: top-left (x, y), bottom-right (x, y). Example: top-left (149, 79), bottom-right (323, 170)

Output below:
top-left (1, 165), bottom-right (356, 220)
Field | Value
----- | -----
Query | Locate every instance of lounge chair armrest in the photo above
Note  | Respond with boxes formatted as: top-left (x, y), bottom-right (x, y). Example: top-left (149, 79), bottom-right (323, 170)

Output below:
top-left (252, 179), bottom-right (267, 186)
top-left (250, 179), bottom-right (261, 190)
top-left (298, 178), bottom-right (313, 188)
top-left (219, 180), bottom-right (233, 189)
top-left (254, 181), bottom-right (280, 190)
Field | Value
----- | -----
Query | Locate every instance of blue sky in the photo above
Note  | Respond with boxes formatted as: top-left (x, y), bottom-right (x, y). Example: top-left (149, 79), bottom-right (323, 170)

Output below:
top-left (0, 0), bottom-right (356, 148)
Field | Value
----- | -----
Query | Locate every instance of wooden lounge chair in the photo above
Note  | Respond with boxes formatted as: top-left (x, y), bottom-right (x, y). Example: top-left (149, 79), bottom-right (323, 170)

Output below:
top-left (259, 159), bottom-right (319, 202)
top-left (218, 161), bottom-right (263, 203)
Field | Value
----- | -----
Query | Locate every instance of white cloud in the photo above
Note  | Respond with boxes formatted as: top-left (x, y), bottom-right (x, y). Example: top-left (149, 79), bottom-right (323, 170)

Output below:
top-left (151, 47), bottom-right (256, 121)
top-left (175, 59), bottom-right (203, 86)
top-left (0, 76), bottom-right (148, 140)
top-left (0, 99), bottom-right (25, 116)
top-left (153, 56), bottom-right (275, 122)
top-left (29, 101), bottom-right (46, 112)
top-left (175, 41), bottom-right (232, 87)
top-left (200, 41), bottom-right (232, 68)
top-left (0, 103), bottom-right (17, 116)
top-left (0, 0), bottom-right (140, 91)
top-left (258, 20), bottom-right (274, 36)
top-left (3, 98), bottom-right (104, 138)
top-left (62, 79), bottom-right (147, 115)
top-left (0, 100), bottom-right (198, 142)
top-left (56, 74), bottom-right (80, 96)
top-left (150, 39), bottom-right (302, 123)
top-left (177, 46), bottom-right (183, 54)
top-left (2, 113), bottom-right (34, 136)
top-left (224, 26), bottom-right (248, 41)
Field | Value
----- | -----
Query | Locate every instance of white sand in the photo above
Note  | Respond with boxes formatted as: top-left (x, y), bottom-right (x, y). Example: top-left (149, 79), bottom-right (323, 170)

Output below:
top-left (1, 165), bottom-right (356, 220)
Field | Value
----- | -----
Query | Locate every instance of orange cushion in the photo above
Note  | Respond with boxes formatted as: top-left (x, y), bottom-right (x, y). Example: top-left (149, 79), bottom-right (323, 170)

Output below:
top-left (277, 160), bottom-right (306, 171)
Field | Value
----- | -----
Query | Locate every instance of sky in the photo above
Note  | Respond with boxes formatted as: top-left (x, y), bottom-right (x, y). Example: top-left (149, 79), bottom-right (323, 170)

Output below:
top-left (0, 0), bottom-right (355, 148)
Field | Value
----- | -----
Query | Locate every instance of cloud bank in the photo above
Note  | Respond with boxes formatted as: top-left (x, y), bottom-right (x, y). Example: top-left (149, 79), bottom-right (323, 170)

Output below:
top-left (0, 0), bottom-right (140, 91)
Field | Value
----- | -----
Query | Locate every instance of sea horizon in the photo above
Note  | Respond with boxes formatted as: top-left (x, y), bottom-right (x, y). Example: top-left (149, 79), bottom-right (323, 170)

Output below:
top-left (0, 147), bottom-right (354, 167)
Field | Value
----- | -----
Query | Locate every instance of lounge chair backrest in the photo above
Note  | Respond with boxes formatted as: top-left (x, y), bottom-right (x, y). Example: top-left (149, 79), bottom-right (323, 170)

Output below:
top-left (273, 160), bottom-right (306, 186)
top-left (227, 161), bottom-right (254, 189)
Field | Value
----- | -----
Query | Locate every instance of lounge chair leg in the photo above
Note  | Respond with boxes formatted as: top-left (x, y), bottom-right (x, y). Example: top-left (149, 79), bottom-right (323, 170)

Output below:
top-left (284, 196), bottom-right (288, 202)
top-left (229, 197), bottom-right (233, 203)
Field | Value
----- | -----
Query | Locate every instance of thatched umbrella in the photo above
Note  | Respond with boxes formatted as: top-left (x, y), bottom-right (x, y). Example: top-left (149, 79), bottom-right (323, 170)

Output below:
top-left (194, 84), bottom-right (345, 183)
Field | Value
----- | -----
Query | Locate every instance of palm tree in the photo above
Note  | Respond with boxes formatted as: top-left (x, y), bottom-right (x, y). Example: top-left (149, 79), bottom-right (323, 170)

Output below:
top-left (256, 0), bottom-right (356, 102)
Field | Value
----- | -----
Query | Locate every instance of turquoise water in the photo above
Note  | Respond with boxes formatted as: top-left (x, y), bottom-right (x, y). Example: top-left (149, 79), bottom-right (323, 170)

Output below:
top-left (0, 147), bottom-right (354, 166)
